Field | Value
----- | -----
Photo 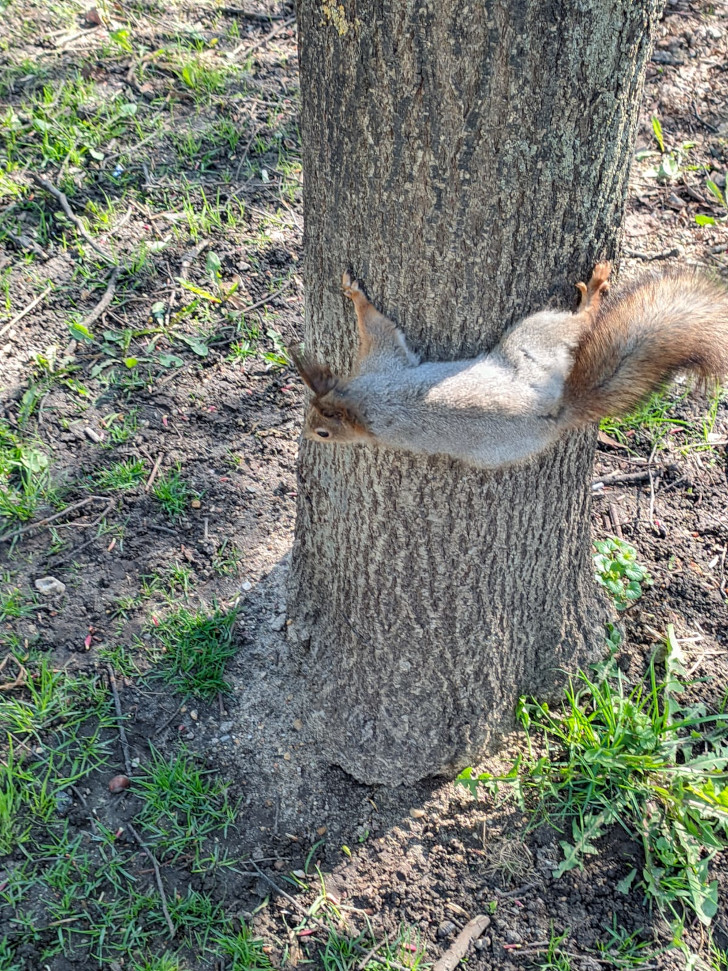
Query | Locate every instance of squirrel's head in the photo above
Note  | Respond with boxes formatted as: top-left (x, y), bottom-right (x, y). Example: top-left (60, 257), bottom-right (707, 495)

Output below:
top-left (291, 348), bottom-right (373, 445)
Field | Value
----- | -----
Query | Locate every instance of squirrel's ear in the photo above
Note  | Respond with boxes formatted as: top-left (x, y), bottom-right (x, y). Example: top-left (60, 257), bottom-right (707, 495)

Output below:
top-left (290, 346), bottom-right (339, 396)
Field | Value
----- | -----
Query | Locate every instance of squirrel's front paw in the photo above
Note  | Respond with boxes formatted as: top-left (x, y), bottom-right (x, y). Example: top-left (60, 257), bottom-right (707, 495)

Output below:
top-left (342, 271), bottom-right (362, 300)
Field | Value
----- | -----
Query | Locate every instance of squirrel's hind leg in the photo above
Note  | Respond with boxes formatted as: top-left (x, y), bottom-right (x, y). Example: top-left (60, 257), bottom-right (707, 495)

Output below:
top-left (575, 261), bottom-right (611, 318)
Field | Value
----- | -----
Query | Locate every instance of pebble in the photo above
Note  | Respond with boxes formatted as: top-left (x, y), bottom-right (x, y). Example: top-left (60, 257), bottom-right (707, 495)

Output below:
top-left (436, 921), bottom-right (456, 939)
top-left (219, 720), bottom-right (234, 732)
top-left (505, 929), bottom-right (523, 944)
top-left (55, 790), bottom-right (73, 817)
top-left (270, 613), bottom-right (287, 631)
top-left (34, 576), bottom-right (66, 596)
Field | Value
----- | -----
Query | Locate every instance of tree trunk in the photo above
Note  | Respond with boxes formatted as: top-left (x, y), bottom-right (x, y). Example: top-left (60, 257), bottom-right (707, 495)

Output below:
top-left (289, 0), bottom-right (663, 785)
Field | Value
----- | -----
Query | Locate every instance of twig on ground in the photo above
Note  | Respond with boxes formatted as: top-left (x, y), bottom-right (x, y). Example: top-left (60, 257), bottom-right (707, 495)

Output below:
top-left (221, 7), bottom-right (289, 20)
top-left (212, 278), bottom-right (298, 350)
top-left (155, 361), bottom-right (194, 389)
top-left (106, 665), bottom-right (133, 778)
top-left (0, 284), bottom-right (53, 338)
top-left (48, 534), bottom-right (99, 565)
top-left (608, 502), bottom-right (623, 538)
top-left (239, 278), bottom-right (295, 315)
top-left (592, 470), bottom-right (652, 488)
top-left (231, 15), bottom-right (296, 59)
top-left (0, 655), bottom-right (28, 692)
top-left (623, 247), bottom-right (680, 261)
top-left (154, 703), bottom-right (183, 737)
top-left (79, 265), bottom-right (121, 330)
top-left (127, 823), bottom-right (176, 938)
top-left (432, 915), bottom-right (490, 971)
top-left (179, 240), bottom-right (211, 281)
top-left (30, 174), bottom-right (117, 265)
top-left (109, 207), bottom-right (133, 237)
top-left (145, 455), bottom-right (164, 492)
top-left (147, 523), bottom-right (177, 535)
top-left (496, 881), bottom-right (540, 898)
top-left (692, 101), bottom-right (718, 133)
top-left (69, 784), bottom-right (87, 807)
top-left (234, 124), bottom-right (262, 182)
top-left (2, 229), bottom-right (49, 260)
top-left (0, 495), bottom-right (113, 544)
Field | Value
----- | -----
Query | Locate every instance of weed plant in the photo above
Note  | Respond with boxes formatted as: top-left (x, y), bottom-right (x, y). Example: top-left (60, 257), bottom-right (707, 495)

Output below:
top-left (458, 627), bottom-right (728, 928)
top-left (593, 536), bottom-right (651, 611)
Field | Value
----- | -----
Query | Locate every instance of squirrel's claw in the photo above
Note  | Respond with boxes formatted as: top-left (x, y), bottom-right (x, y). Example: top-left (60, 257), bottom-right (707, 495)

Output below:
top-left (342, 271), bottom-right (363, 300)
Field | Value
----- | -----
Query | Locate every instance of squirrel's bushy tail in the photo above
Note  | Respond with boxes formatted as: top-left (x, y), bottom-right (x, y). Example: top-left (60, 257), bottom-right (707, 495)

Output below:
top-left (564, 268), bottom-right (728, 424)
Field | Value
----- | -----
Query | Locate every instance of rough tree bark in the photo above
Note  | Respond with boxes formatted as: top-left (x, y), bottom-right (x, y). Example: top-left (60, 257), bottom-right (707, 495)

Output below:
top-left (288, 0), bottom-right (664, 785)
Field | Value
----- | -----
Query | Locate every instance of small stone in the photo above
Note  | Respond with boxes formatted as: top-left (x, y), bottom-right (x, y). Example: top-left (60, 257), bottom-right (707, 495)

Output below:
top-left (283, 752), bottom-right (291, 761)
top-left (241, 581), bottom-right (252, 592)
top-left (190, 710), bottom-right (198, 721)
top-left (219, 734), bottom-right (231, 742)
top-left (270, 613), bottom-right (287, 631)
top-left (191, 499), bottom-right (201, 509)
top-left (410, 808), bottom-right (426, 819)
top-left (55, 790), bottom-right (73, 816)
top-left (505, 929), bottom-right (523, 944)
top-left (293, 718), bottom-right (303, 731)
top-left (437, 921), bottom-right (456, 939)
top-left (220, 720), bottom-right (234, 732)
top-left (35, 576), bottom-right (66, 596)
top-left (109, 775), bottom-right (131, 793)
top-left (317, 826), bottom-right (327, 836)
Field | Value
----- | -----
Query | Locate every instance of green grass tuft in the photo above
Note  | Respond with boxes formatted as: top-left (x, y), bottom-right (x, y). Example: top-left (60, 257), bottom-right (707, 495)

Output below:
top-left (152, 467), bottom-right (198, 520)
top-left (458, 625), bottom-right (728, 929)
top-left (151, 604), bottom-right (238, 698)
top-left (134, 746), bottom-right (239, 864)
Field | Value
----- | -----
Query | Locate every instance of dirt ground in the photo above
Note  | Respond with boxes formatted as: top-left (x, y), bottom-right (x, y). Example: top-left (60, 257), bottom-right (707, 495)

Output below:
top-left (1, 1), bottom-right (727, 969)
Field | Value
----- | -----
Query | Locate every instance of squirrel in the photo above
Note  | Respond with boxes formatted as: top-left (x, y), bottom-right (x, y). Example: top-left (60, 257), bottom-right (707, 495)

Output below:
top-left (291, 263), bottom-right (728, 469)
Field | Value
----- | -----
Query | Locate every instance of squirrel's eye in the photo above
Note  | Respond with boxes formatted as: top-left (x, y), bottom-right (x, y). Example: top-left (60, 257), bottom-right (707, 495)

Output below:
top-left (315, 428), bottom-right (330, 439)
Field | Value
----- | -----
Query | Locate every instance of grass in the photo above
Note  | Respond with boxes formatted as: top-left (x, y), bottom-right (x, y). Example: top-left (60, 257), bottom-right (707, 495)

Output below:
top-left (600, 384), bottom-right (726, 454)
top-left (152, 467), bottom-right (198, 520)
top-left (0, 420), bottom-right (50, 524)
top-left (0, 575), bottom-right (36, 620)
top-left (0, 654), bottom-right (273, 968)
top-left (458, 625), bottom-right (728, 932)
top-left (95, 458), bottom-right (147, 490)
top-left (134, 746), bottom-right (239, 863)
top-left (150, 604), bottom-right (238, 698)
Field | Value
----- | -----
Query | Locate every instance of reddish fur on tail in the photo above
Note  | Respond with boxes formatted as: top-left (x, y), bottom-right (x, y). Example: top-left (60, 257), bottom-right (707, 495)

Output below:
top-left (564, 268), bottom-right (728, 424)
